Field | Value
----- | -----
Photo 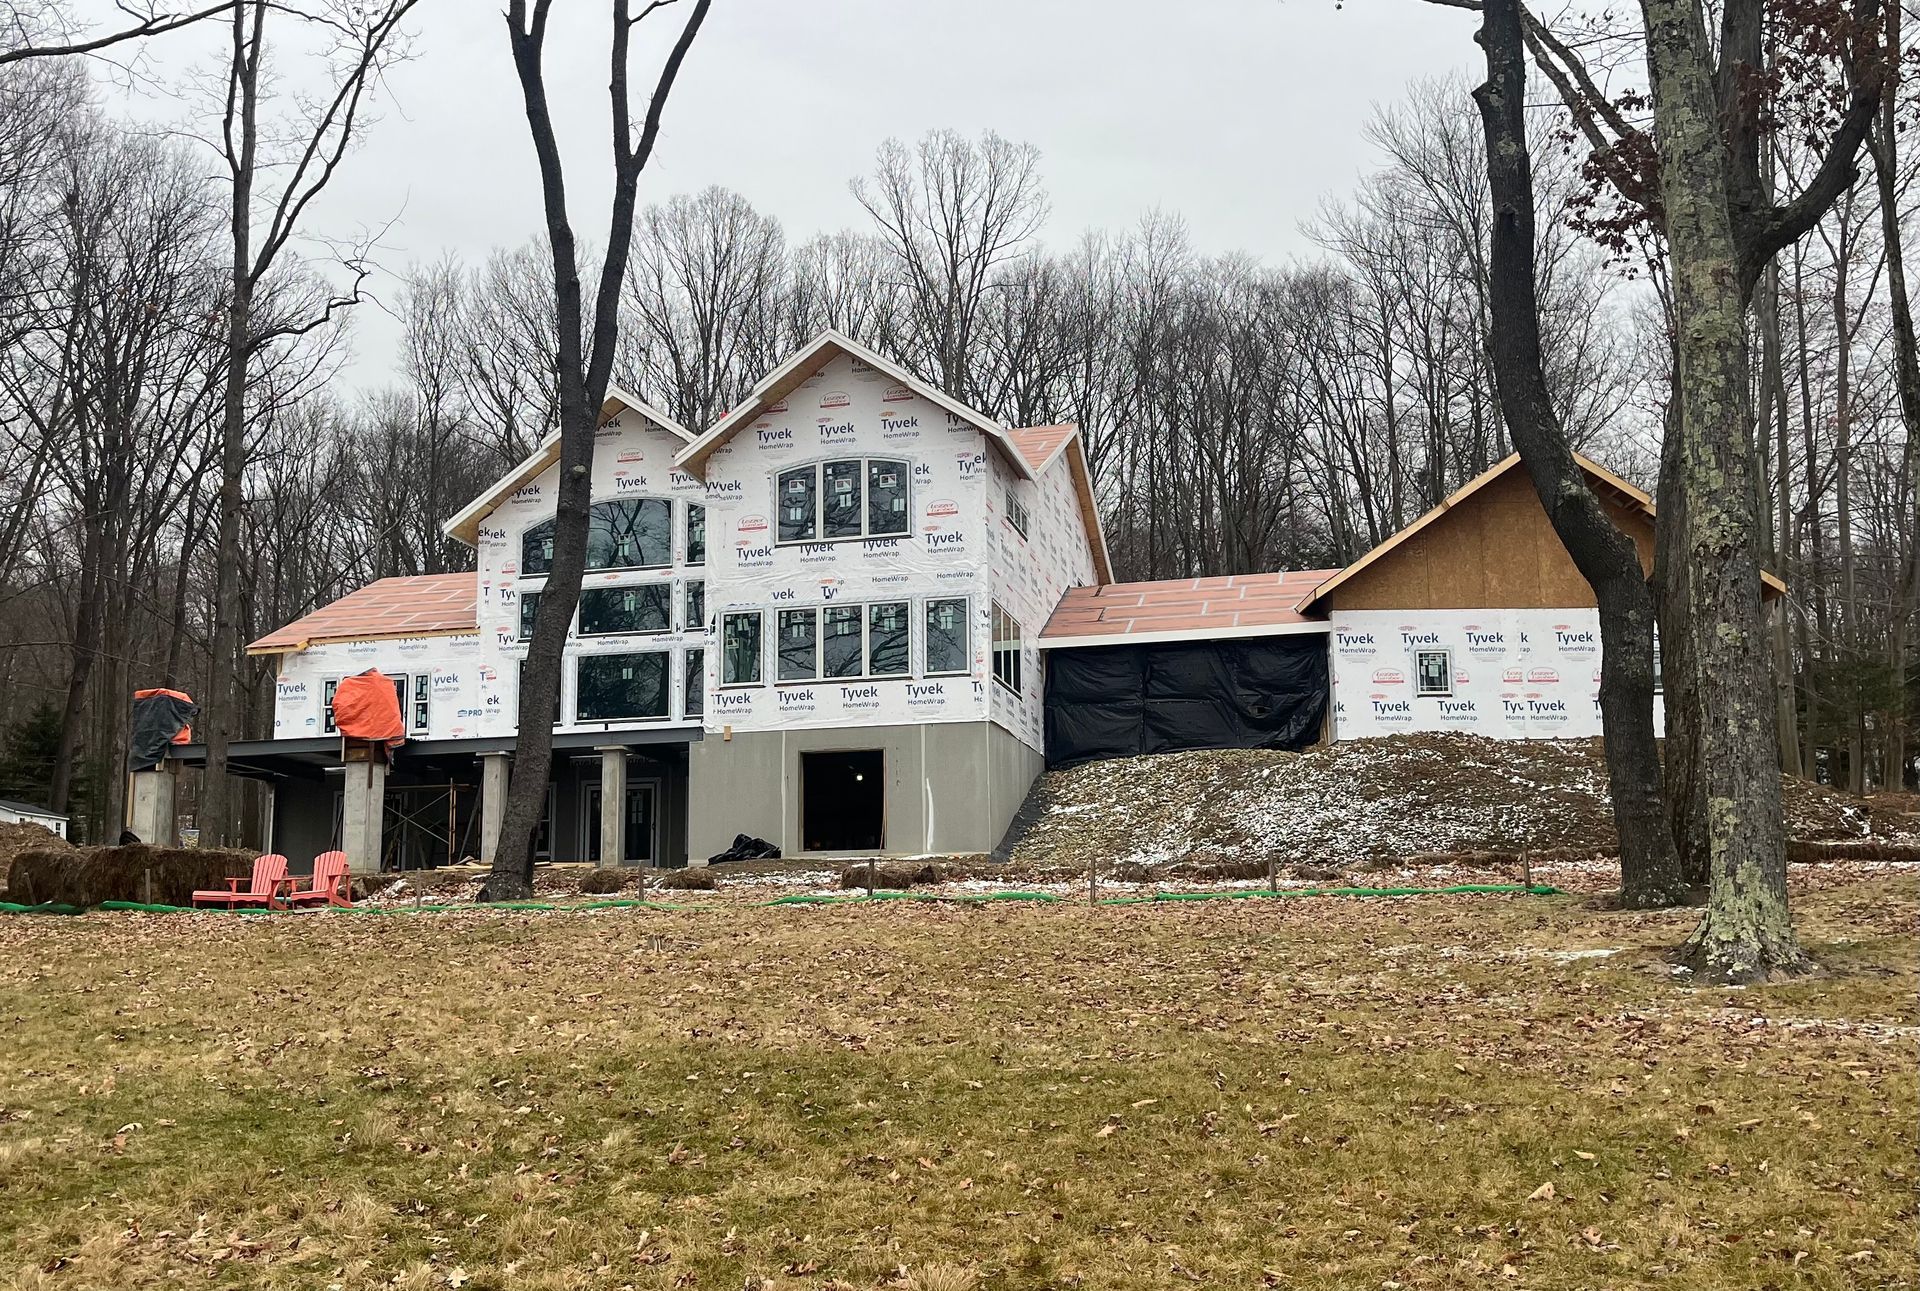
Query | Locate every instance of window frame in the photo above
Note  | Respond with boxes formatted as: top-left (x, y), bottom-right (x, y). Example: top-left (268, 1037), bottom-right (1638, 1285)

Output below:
top-left (585, 497), bottom-right (674, 572)
top-left (991, 602), bottom-right (1023, 694)
top-left (322, 678), bottom-right (339, 734)
top-left (773, 457), bottom-right (912, 546)
top-left (924, 597), bottom-right (970, 676)
top-left (685, 502), bottom-right (706, 566)
top-left (721, 611), bottom-right (764, 687)
top-left (573, 650), bottom-right (671, 723)
top-left (1003, 486), bottom-right (1030, 539)
top-left (409, 673), bottom-right (431, 735)
top-left (1413, 648), bottom-right (1453, 698)
top-left (683, 647), bottom-right (705, 718)
top-left (683, 578), bottom-right (706, 633)
top-left (577, 583), bottom-right (673, 638)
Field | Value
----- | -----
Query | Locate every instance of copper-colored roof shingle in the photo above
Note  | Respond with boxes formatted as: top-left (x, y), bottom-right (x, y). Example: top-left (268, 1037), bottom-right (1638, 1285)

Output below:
top-left (248, 573), bottom-right (478, 654)
top-left (1006, 423), bottom-right (1076, 471)
top-left (1039, 570), bottom-right (1337, 644)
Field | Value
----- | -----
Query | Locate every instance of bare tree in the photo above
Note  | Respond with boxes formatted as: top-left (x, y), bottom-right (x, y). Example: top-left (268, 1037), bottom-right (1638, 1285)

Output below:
top-left (0, 1), bottom-right (239, 64)
top-left (484, 0), bottom-right (712, 902)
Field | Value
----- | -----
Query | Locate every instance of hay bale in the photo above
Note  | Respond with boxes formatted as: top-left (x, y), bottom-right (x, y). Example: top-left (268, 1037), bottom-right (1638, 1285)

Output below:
top-left (578, 868), bottom-right (630, 895)
top-left (4, 844), bottom-right (258, 908)
top-left (652, 867), bottom-right (715, 891)
top-left (0, 821), bottom-right (70, 894)
top-left (838, 861), bottom-right (947, 890)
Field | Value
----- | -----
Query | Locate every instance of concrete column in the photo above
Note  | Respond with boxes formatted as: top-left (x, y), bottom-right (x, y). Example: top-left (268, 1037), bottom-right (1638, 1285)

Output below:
top-left (478, 752), bottom-right (511, 863)
top-left (128, 763), bottom-right (178, 848)
top-left (596, 745), bottom-right (627, 867)
top-left (341, 745), bottom-right (387, 875)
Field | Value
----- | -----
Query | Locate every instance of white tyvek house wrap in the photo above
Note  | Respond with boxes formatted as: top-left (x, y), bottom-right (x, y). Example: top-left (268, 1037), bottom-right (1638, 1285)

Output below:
top-left (1329, 607), bottom-right (1666, 740)
top-left (471, 409), bottom-right (711, 737)
top-left (986, 440), bottom-right (1098, 751)
top-left (694, 353), bottom-right (995, 734)
top-left (271, 633), bottom-right (486, 739)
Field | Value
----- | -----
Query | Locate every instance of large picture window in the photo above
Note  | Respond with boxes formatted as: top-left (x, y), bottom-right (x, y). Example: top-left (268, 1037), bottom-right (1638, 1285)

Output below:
top-left (775, 458), bottom-right (910, 543)
top-left (576, 652), bottom-right (668, 722)
top-left (579, 584), bottom-right (671, 636)
top-left (722, 612), bottom-right (763, 686)
top-left (992, 602), bottom-right (1022, 694)
top-left (587, 498), bottom-right (671, 570)
top-left (925, 598), bottom-right (969, 675)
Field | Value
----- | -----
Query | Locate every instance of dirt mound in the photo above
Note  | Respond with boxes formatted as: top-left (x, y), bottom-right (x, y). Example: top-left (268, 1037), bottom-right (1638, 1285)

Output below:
top-left (0, 821), bottom-right (70, 895)
top-left (1008, 734), bottom-right (1920, 869)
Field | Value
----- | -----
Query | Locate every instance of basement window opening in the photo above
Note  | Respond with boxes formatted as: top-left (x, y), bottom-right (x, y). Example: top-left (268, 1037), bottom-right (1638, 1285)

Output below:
top-left (1414, 648), bottom-right (1453, 698)
top-left (801, 749), bottom-right (884, 851)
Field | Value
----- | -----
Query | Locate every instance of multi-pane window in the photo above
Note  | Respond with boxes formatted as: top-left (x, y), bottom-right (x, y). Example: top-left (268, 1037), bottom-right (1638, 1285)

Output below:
top-left (772, 602), bottom-right (910, 681)
top-left (587, 498), bottom-right (672, 570)
top-left (991, 602), bottom-right (1022, 694)
top-left (686, 503), bottom-right (706, 566)
top-left (410, 674), bottom-right (431, 734)
top-left (776, 459), bottom-right (910, 543)
top-left (683, 648), bottom-right (705, 717)
top-left (579, 584), bottom-right (671, 636)
top-left (684, 579), bottom-right (705, 631)
top-left (722, 611), bottom-right (763, 685)
top-left (576, 652), bottom-right (668, 722)
top-left (925, 598), bottom-right (969, 675)
top-left (518, 590), bottom-right (542, 641)
top-left (1004, 487), bottom-right (1030, 539)
top-left (1414, 649), bottom-right (1452, 698)
top-left (322, 679), bottom-right (339, 734)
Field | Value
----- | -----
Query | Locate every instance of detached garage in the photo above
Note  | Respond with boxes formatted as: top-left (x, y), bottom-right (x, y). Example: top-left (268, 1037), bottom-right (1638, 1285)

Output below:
top-left (1038, 571), bottom-right (1333, 768)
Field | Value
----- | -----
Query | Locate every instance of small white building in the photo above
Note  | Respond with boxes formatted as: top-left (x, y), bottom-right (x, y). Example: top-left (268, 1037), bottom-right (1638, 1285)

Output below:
top-left (0, 798), bottom-right (68, 840)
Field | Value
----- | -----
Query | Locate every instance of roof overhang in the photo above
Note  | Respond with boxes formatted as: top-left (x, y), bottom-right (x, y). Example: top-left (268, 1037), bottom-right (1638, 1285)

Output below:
top-left (1038, 618), bottom-right (1333, 650)
top-left (673, 329), bottom-right (1035, 482)
top-left (1065, 434), bottom-right (1115, 586)
top-left (442, 388), bottom-right (690, 548)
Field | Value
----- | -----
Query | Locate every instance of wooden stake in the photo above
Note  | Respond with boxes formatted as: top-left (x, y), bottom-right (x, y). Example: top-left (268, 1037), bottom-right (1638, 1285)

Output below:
top-left (1521, 850), bottom-right (1533, 891)
top-left (1267, 852), bottom-right (1278, 893)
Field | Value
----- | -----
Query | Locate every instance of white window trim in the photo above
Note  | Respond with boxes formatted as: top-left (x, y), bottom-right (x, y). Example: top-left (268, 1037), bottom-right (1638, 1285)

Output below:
top-left (1413, 648), bottom-right (1453, 698)
top-left (576, 582), bottom-right (675, 638)
top-left (771, 600), bottom-right (913, 684)
top-left (991, 602), bottom-right (1023, 695)
top-left (1003, 486), bottom-right (1030, 540)
top-left (773, 456), bottom-right (913, 546)
top-left (923, 596), bottom-right (971, 677)
top-left (720, 610), bottom-right (765, 688)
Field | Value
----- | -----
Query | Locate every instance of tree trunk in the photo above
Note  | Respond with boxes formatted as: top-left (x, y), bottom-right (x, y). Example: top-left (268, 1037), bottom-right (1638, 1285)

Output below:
top-left (1654, 394), bottom-right (1708, 886)
top-left (1472, 0), bottom-right (1686, 907)
top-left (1639, 0), bottom-right (1804, 979)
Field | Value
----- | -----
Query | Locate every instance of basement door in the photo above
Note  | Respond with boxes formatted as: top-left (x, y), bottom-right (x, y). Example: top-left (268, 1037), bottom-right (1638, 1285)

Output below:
top-left (800, 749), bottom-right (884, 852)
top-left (582, 781), bottom-right (658, 865)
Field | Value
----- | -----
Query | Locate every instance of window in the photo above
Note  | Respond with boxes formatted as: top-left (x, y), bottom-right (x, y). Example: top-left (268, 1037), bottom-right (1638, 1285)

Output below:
top-left (722, 611), bottom-right (763, 685)
top-left (867, 602), bottom-right (908, 676)
top-left (992, 603), bottom-right (1022, 693)
top-left (822, 605), bottom-right (862, 678)
top-left (576, 652), bottom-right (668, 722)
top-left (778, 466), bottom-right (817, 542)
top-left (1414, 648), bottom-right (1452, 697)
top-left (776, 458), bottom-right (910, 543)
top-left (410, 673), bottom-right (431, 734)
top-left (925, 598), bottom-right (969, 675)
top-left (778, 608), bottom-right (818, 682)
top-left (683, 648), bottom-right (704, 717)
top-left (1004, 487), bottom-right (1030, 539)
top-left (518, 590), bottom-right (542, 641)
top-left (322, 679), bottom-right (339, 734)
top-left (684, 579), bottom-right (705, 631)
top-left (686, 503), bottom-right (706, 565)
top-left (522, 519), bottom-right (555, 575)
top-left (579, 584), bottom-right (671, 636)
top-left (587, 498), bottom-right (671, 570)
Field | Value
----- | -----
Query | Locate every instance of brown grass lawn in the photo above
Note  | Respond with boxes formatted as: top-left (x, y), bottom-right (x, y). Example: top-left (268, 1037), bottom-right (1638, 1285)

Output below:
top-left (0, 874), bottom-right (1914, 1291)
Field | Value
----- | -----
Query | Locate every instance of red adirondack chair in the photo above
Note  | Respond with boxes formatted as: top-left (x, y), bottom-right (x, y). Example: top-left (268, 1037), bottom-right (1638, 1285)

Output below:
top-left (285, 851), bottom-right (352, 909)
top-left (191, 854), bottom-right (289, 910)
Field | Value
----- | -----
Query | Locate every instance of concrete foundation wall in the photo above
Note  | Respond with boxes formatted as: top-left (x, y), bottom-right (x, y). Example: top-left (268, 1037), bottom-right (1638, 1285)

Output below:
top-left (687, 720), bottom-right (1041, 861)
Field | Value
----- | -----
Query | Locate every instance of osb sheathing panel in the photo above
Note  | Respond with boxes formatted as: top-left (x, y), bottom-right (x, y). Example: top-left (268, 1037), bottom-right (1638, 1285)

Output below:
top-left (1329, 470), bottom-right (1654, 611)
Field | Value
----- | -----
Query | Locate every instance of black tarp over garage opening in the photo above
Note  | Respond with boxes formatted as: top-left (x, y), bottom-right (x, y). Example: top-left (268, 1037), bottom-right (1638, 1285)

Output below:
top-left (1043, 636), bottom-right (1329, 768)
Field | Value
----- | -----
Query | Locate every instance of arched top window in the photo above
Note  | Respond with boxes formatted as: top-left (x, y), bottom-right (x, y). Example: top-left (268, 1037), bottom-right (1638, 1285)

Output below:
top-left (521, 498), bottom-right (674, 576)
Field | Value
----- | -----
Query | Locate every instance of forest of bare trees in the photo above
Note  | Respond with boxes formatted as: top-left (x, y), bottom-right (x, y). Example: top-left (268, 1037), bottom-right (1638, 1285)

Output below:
top-left (0, 30), bottom-right (1912, 844)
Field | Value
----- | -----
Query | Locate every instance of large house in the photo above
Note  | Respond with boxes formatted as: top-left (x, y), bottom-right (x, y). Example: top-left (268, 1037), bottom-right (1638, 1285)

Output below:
top-left (197, 330), bottom-right (1780, 871)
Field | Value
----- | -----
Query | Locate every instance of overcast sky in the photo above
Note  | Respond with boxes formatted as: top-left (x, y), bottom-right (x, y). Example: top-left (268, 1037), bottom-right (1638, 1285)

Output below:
top-left (95, 0), bottom-right (1484, 390)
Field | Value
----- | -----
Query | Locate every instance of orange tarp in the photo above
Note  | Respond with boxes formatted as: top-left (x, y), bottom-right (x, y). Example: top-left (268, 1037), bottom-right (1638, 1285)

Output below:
top-left (333, 670), bottom-right (405, 745)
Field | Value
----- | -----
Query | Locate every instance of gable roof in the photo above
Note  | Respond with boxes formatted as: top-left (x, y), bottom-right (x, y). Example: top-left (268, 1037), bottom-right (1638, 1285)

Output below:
top-left (1003, 423), bottom-right (1114, 586)
top-left (1040, 570), bottom-right (1335, 648)
top-left (442, 388), bottom-right (689, 547)
top-left (1298, 451), bottom-right (1787, 612)
top-left (247, 573), bottom-right (478, 656)
top-left (673, 329), bottom-right (1035, 481)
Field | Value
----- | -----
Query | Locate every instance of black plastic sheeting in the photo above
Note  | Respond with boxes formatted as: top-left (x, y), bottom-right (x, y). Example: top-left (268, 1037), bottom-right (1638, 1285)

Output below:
top-left (129, 691), bottom-right (198, 772)
top-left (1044, 637), bottom-right (1328, 768)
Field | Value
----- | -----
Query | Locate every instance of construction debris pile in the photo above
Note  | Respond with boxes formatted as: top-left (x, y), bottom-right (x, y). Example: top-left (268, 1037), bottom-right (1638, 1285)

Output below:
top-left (1005, 733), bottom-right (1920, 870)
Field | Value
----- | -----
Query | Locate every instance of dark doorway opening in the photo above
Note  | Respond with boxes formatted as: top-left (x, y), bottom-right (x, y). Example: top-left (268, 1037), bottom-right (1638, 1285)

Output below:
top-left (801, 749), bottom-right (884, 851)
